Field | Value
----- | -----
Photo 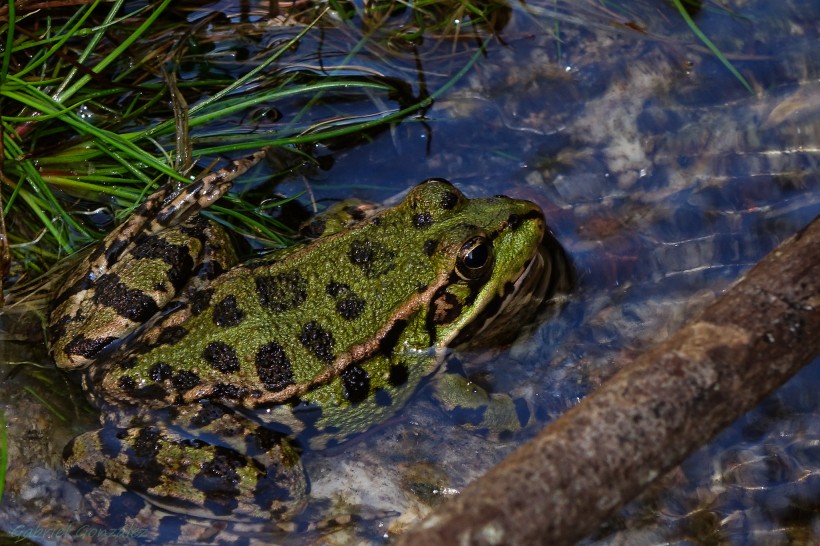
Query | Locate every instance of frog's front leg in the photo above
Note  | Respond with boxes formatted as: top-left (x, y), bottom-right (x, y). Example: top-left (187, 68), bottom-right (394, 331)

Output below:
top-left (432, 362), bottom-right (533, 435)
top-left (48, 149), bottom-right (268, 370)
top-left (63, 403), bottom-right (307, 521)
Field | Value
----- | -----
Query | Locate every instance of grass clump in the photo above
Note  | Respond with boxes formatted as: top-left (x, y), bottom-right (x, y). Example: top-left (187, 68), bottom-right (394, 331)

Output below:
top-left (0, 0), bottom-right (485, 290)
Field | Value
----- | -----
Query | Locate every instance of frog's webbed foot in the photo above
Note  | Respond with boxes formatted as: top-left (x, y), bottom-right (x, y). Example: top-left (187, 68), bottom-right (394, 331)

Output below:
top-left (431, 363), bottom-right (533, 437)
top-left (63, 403), bottom-right (307, 522)
top-left (48, 149), bottom-right (268, 370)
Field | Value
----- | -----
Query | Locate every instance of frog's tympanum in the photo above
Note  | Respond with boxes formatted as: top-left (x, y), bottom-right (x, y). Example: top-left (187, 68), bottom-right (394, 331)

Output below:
top-left (47, 150), bottom-right (570, 527)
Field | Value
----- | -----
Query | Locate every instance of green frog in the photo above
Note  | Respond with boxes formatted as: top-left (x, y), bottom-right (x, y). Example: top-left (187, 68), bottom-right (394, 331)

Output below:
top-left (47, 149), bottom-right (570, 527)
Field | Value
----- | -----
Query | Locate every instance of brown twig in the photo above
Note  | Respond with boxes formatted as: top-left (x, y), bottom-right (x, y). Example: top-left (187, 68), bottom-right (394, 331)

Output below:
top-left (395, 215), bottom-right (820, 546)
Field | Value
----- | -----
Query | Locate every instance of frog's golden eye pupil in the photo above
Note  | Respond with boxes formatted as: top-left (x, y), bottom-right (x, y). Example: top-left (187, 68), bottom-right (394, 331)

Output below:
top-left (457, 237), bottom-right (493, 280)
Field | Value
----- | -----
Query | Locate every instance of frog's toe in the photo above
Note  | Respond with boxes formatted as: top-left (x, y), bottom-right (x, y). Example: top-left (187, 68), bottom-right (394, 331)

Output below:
top-left (64, 425), bottom-right (307, 522)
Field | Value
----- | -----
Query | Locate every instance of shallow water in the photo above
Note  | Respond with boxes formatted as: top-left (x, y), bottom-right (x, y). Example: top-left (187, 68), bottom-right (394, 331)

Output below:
top-left (1, 0), bottom-right (818, 544)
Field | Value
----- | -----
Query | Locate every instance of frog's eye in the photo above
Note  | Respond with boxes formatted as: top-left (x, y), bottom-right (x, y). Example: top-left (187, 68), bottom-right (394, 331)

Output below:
top-left (456, 236), bottom-right (494, 280)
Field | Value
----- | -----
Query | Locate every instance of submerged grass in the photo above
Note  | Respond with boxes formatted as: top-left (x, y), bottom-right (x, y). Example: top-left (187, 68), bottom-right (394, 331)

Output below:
top-left (519, 1), bottom-right (753, 93)
top-left (22, 386), bottom-right (68, 423)
top-left (670, 0), bottom-right (753, 93)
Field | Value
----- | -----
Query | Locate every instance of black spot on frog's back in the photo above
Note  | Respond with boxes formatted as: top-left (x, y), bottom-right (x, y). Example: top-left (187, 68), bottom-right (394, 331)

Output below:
top-left (212, 294), bottom-right (244, 327)
top-left (190, 288), bottom-right (214, 316)
top-left (255, 271), bottom-right (308, 312)
top-left (325, 280), bottom-right (349, 298)
top-left (202, 341), bottom-right (241, 373)
top-left (348, 239), bottom-right (396, 279)
top-left (325, 280), bottom-right (365, 321)
top-left (94, 273), bottom-right (159, 322)
top-left (149, 362), bottom-right (174, 382)
top-left (299, 321), bottom-right (335, 364)
top-left (412, 212), bottom-right (434, 229)
top-left (255, 341), bottom-right (295, 391)
top-left (440, 190), bottom-right (460, 210)
top-left (155, 325), bottom-right (187, 346)
top-left (130, 235), bottom-right (196, 291)
top-left (117, 375), bottom-right (137, 394)
top-left (172, 370), bottom-right (201, 393)
top-left (336, 295), bottom-right (365, 320)
top-left (348, 240), bottom-right (373, 265)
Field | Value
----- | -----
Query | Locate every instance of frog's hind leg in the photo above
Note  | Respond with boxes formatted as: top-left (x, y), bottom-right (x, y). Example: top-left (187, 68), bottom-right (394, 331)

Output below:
top-left (138, 147), bottom-right (270, 238)
top-left (48, 149), bottom-right (268, 369)
top-left (67, 478), bottom-right (301, 544)
top-left (75, 148), bottom-right (268, 282)
top-left (63, 403), bottom-right (307, 523)
top-left (69, 479), bottom-right (389, 544)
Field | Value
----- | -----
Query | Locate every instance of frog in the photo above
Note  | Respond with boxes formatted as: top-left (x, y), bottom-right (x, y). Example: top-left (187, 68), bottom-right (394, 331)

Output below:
top-left (47, 148), bottom-right (571, 530)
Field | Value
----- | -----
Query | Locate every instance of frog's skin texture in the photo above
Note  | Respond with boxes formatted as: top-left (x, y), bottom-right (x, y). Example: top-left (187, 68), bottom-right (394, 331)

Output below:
top-left (47, 150), bottom-right (571, 526)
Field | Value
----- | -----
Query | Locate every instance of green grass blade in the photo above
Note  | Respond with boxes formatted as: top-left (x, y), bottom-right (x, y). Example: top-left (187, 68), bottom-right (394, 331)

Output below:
top-left (12, 1), bottom-right (100, 79)
top-left (55, 0), bottom-right (172, 104)
top-left (2, 132), bottom-right (85, 249)
top-left (671, 0), bottom-right (753, 93)
top-left (3, 83), bottom-right (187, 182)
top-left (0, 0), bottom-right (14, 83)
top-left (23, 388), bottom-right (68, 423)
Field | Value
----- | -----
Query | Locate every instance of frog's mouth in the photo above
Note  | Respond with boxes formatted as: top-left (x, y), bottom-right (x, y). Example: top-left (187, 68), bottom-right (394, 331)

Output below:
top-left (450, 233), bottom-right (572, 349)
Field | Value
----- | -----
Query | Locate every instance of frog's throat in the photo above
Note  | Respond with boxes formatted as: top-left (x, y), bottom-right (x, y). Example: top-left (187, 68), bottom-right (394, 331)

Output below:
top-left (476, 250), bottom-right (545, 335)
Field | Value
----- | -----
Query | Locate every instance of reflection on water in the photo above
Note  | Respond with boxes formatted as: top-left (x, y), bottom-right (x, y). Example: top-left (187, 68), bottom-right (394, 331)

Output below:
top-left (1, 0), bottom-right (818, 544)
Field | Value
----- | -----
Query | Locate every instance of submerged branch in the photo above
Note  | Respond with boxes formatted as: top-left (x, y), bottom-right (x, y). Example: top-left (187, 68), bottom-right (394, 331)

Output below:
top-left (396, 215), bottom-right (820, 546)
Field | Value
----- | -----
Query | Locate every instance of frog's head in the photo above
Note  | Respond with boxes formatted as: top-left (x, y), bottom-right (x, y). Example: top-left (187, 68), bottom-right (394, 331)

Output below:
top-left (403, 178), bottom-right (570, 350)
